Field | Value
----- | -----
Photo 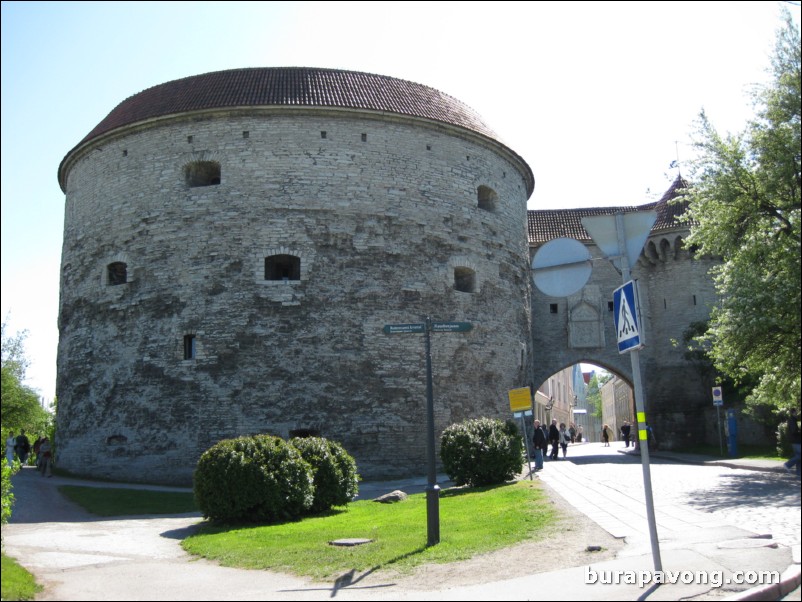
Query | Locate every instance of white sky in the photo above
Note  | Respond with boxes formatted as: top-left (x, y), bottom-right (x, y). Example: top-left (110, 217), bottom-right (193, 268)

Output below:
top-left (2, 1), bottom-right (799, 404)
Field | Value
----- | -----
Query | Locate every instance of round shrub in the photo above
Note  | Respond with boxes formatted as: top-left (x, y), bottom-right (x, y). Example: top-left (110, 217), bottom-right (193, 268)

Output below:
top-left (289, 437), bottom-right (360, 514)
top-left (440, 417), bottom-right (524, 487)
top-left (193, 434), bottom-right (314, 523)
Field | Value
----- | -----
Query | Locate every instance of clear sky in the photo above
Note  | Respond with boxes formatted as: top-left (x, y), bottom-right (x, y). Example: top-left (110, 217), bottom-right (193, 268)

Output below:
top-left (2, 1), bottom-right (799, 404)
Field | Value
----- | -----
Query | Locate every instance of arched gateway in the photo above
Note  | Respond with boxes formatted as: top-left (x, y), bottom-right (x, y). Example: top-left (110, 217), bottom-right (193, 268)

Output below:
top-left (529, 177), bottom-right (720, 447)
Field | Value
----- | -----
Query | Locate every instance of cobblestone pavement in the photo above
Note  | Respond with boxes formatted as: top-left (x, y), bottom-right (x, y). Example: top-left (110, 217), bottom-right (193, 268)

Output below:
top-left (537, 442), bottom-right (801, 552)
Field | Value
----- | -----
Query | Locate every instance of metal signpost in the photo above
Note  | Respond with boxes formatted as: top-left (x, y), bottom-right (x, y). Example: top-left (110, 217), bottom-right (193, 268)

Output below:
top-left (531, 210), bottom-right (662, 572)
top-left (713, 385), bottom-right (724, 456)
top-left (509, 387), bottom-right (534, 480)
top-left (582, 210), bottom-right (663, 572)
top-left (383, 318), bottom-right (473, 546)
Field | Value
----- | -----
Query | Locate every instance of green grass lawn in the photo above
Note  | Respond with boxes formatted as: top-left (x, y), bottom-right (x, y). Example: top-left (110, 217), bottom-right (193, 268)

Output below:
top-left (181, 480), bottom-right (555, 580)
top-left (1, 553), bottom-right (42, 601)
top-left (58, 485), bottom-right (198, 516)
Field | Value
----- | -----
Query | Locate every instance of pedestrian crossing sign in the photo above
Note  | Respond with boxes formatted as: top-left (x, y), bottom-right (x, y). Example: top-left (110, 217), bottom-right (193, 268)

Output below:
top-left (614, 280), bottom-right (643, 353)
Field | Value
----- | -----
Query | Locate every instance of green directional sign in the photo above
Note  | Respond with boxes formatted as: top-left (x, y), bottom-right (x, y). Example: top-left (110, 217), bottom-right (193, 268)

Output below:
top-left (383, 323), bottom-right (425, 334)
top-left (431, 321), bottom-right (473, 333)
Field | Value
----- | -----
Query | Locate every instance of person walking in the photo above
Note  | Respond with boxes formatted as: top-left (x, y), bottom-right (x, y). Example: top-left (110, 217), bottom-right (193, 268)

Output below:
top-left (15, 430), bottom-right (31, 465)
top-left (5, 431), bottom-right (16, 467)
top-left (783, 409), bottom-right (801, 477)
top-left (559, 423), bottom-right (570, 458)
top-left (548, 419), bottom-right (560, 460)
top-left (38, 437), bottom-right (53, 477)
top-left (621, 421), bottom-right (632, 447)
top-left (532, 420), bottom-right (547, 471)
top-left (602, 424), bottom-right (611, 447)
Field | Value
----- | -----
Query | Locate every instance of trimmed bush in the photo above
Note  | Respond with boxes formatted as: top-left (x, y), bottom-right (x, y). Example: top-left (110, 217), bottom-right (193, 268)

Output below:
top-left (289, 437), bottom-right (360, 514)
top-left (193, 434), bottom-right (314, 523)
top-left (440, 417), bottom-right (524, 487)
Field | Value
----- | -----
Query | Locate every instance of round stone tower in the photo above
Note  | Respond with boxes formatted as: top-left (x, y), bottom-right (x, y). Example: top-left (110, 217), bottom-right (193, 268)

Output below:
top-left (56, 67), bottom-right (535, 484)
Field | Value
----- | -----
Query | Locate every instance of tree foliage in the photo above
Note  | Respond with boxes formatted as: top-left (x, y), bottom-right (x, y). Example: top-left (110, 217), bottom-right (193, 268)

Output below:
top-left (681, 12), bottom-right (801, 413)
top-left (585, 372), bottom-right (612, 419)
top-left (1, 320), bottom-right (48, 432)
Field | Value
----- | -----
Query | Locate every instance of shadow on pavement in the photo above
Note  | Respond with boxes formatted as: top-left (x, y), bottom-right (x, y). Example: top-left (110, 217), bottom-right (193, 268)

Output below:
top-left (687, 471), bottom-right (801, 513)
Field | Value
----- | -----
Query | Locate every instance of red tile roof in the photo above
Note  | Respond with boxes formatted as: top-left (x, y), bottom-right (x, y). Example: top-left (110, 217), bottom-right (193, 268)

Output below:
top-left (528, 176), bottom-right (689, 244)
top-left (61, 67), bottom-right (534, 195)
top-left (79, 67), bottom-right (502, 146)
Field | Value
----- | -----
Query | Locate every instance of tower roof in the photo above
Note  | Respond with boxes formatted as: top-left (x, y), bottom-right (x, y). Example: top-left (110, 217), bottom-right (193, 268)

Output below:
top-left (60, 67), bottom-right (534, 193)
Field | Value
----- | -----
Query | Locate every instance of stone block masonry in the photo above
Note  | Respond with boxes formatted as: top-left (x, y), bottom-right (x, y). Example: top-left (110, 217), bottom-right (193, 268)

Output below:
top-left (56, 71), bottom-right (535, 484)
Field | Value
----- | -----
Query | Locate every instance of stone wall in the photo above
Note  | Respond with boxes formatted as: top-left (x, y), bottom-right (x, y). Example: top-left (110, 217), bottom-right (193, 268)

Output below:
top-left (57, 110), bottom-right (534, 484)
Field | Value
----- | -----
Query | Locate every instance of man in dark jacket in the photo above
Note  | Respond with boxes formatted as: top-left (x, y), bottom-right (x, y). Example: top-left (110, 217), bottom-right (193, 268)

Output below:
top-left (548, 419), bottom-right (560, 460)
top-left (532, 420), bottom-right (547, 471)
top-left (15, 430), bottom-right (31, 465)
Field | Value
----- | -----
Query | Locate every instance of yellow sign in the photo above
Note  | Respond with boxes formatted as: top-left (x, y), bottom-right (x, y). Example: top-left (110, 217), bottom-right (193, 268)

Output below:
top-left (508, 387), bottom-right (532, 412)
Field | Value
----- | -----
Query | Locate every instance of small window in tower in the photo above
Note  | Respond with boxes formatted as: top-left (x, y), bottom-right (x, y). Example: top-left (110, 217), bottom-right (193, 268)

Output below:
top-left (550, 304), bottom-right (559, 314)
top-left (185, 161), bottom-right (221, 187)
top-left (183, 335), bottom-right (196, 360)
top-left (477, 186), bottom-right (498, 212)
top-left (265, 255), bottom-right (301, 281)
top-left (107, 262), bottom-right (127, 285)
top-left (454, 267), bottom-right (476, 293)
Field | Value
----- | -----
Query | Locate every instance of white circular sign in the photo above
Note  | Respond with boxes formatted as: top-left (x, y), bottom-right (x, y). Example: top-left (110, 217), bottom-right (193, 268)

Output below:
top-left (531, 237), bottom-right (592, 297)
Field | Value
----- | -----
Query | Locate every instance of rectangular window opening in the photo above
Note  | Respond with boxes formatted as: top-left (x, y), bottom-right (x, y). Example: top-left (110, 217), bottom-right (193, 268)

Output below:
top-left (183, 335), bottom-right (196, 360)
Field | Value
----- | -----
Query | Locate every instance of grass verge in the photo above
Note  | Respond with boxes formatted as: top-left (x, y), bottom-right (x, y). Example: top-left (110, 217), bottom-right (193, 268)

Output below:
top-left (1, 552), bottom-right (42, 601)
top-left (58, 485), bottom-right (198, 516)
top-left (182, 480), bottom-right (554, 580)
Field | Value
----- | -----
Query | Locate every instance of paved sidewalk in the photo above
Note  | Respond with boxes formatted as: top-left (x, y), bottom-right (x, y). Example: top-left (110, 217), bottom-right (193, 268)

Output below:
top-left (3, 445), bottom-right (800, 600)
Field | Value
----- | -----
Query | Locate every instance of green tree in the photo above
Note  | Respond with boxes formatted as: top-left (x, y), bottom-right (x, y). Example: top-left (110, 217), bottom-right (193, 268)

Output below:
top-left (586, 372), bottom-right (612, 419)
top-left (681, 12), bottom-right (801, 414)
top-left (1, 320), bottom-right (48, 432)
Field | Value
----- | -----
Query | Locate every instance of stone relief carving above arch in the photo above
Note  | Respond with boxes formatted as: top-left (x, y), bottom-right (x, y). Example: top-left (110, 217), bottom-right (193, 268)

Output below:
top-left (567, 286), bottom-right (605, 349)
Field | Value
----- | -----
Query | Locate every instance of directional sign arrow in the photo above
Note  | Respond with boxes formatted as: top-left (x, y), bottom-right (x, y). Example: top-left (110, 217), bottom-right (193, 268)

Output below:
top-left (431, 322), bottom-right (472, 333)
top-left (383, 323), bottom-right (425, 334)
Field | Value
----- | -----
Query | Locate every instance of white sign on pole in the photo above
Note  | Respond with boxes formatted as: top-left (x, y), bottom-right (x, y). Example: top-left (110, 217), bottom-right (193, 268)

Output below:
top-left (581, 211), bottom-right (657, 270)
top-left (712, 386), bottom-right (724, 406)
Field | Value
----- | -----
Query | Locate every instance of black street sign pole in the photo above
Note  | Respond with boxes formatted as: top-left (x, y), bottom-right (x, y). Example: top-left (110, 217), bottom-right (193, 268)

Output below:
top-left (383, 319), bottom-right (471, 547)
top-left (424, 316), bottom-right (440, 546)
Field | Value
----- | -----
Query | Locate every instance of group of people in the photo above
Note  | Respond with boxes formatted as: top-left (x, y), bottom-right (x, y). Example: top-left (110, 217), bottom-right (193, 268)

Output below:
top-left (531, 418), bottom-right (656, 468)
top-left (5, 429), bottom-right (53, 477)
top-left (531, 418), bottom-right (575, 471)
